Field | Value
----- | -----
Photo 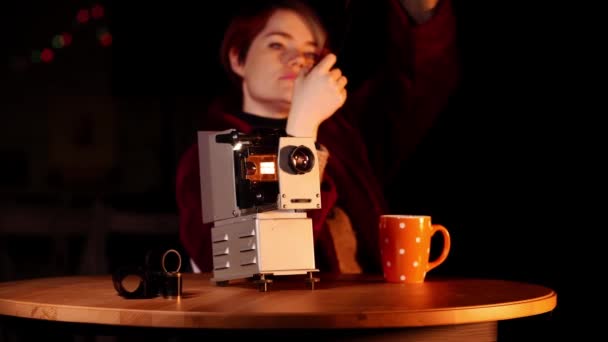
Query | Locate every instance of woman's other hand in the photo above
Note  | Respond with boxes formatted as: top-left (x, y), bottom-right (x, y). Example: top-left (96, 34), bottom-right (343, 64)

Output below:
top-left (286, 53), bottom-right (348, 139)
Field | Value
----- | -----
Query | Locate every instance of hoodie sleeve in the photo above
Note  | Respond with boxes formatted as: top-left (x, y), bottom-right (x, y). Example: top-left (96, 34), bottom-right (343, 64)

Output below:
top-left (342, 0), bottom-right (461, 184)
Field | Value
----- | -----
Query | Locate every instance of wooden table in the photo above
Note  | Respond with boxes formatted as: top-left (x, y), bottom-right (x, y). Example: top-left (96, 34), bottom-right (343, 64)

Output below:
top-left (0, 273), bottom-right (557, 341)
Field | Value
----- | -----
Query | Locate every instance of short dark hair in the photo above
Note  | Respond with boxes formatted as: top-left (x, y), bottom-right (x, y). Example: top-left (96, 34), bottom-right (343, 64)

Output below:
top-left (220, 0), bottom-right (328, 86)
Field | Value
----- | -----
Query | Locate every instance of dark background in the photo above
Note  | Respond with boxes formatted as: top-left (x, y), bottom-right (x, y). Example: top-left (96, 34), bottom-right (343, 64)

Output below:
top-left (0, 0), bottom-right (587, 340)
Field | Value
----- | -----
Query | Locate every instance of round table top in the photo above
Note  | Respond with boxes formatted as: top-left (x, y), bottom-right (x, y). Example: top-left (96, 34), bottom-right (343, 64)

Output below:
top-left (0, 273), bottom-right (556, 329)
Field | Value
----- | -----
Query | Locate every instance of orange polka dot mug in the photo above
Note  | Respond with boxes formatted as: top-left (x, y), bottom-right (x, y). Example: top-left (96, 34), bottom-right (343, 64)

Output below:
top-left (378, 215), bottom-right (451, 283)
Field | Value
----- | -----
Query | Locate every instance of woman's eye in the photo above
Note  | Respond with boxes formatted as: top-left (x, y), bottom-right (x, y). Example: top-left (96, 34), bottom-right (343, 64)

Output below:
top-left (269, 42), bottom-right (284, 49)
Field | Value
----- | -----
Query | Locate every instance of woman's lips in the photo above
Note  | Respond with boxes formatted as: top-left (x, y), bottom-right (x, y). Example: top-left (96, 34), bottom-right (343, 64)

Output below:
top-left (279, 73), bottom-right (298, 80)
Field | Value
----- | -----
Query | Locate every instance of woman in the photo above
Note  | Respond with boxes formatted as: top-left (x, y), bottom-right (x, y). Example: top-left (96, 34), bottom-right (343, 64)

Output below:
top-left (176, 0), bottom-right (460, 275)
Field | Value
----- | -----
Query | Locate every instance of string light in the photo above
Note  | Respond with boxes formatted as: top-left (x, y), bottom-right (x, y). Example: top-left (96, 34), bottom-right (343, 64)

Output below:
top-left (96, 26), bottom-right (112, 47)
top-left (91, 4), bottom-right (105, 19)
top-left (76, 9), bottom-right (90, 24)
top-left (31, 50), bottom-right (42, 64)
top-left (51, 32), bottom-right (73, 49)
top-left (99, 32), bottom-right (112, 47)
top-left (11, 3), bottom-right (110, 71)
top-left (40, 48), bottom-right (54, 63)
top-left (62, 32), bottom-right (73, 47)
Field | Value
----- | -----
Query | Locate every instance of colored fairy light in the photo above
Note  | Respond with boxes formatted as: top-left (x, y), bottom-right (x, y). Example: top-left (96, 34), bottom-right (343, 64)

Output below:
top-left (76, 9), bottom-right (90, 23)
top-left (52, 35), bottom-right (65, 48)
top-left (62, 32), bottom-right (73, 47)
top-left (91, 4), bottom-right (105, 19)
top-left (96, 26), bottom-right (112, 47)
top-left (16, 2), bottom-right (111, 71)
top-left (31, 50), bottom-right (41, 63)
top-left (96, 26), bottom-right (108, 37)
top-left (40, 48), bottom-right (54, 63)
top-left (52, 33), bottom-right (72, 49)
top-left (99, 32), bottom-right (112, 47)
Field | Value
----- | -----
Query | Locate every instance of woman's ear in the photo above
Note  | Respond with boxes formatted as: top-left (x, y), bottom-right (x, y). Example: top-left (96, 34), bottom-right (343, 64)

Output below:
top-left (229, 48), bottom-right (245, 77)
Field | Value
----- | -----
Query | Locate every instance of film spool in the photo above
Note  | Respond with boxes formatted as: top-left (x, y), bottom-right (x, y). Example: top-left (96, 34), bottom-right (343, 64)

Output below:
top-left (163, 272), bottom-right (182, 299)
top-left (112, 266), bottom-right (152, 299)
top-left (113, 249), bottom-right (183, 299)
top-left (161, 249), bottom-right (182, 274)
top-left (161, 249), bottom-right (183, 299)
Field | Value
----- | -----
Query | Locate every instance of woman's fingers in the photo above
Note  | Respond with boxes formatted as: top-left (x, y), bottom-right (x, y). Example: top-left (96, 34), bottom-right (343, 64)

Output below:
top-left (337, 75), bottom-right (348, 88)
top-left (329, 68), bottom-right (342, 81)
top-left (313, 53), bottom-right (337, 73)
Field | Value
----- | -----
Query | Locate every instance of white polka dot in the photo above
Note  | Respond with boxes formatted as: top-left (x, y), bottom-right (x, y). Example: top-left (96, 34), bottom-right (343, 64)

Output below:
top-left (385, 238), bottom-right (389, 244)
top-left (399, 248), bottom-right (405, 255)
top-left (399, 222), bottom-right (405, 229)
top-left (413, 261), bottom-right (419, 267)
top-left (386, 261), bottom-right (391, 267)
top-left (400, 275), bottom-right (406, 281)
top-left (427, 248), bottom-right (430, 254)
top-left (415, 237), bottom-right (421, 243)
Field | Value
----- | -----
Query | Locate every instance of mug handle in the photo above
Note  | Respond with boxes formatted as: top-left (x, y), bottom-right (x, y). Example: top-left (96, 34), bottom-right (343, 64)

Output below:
top-left (427, 224), bottom-right (451, 272)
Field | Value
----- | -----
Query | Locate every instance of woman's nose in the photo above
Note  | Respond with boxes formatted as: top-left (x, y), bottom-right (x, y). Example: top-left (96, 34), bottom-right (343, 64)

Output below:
top-left (283, 49), bottom-right (306, 67)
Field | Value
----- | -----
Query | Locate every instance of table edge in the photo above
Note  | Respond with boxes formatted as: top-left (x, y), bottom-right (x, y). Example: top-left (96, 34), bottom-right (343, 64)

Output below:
top-left (0, 290), bottom-right (557, 329)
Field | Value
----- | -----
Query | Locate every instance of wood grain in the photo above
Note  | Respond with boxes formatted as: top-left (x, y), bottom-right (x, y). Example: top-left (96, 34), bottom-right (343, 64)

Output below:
top-left (0, 273), bottom-right (556, 329)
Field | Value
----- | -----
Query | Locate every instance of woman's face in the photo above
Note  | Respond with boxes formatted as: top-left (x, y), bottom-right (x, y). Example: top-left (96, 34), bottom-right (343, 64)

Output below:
top-left (230, 9), bottom-right (323, 118)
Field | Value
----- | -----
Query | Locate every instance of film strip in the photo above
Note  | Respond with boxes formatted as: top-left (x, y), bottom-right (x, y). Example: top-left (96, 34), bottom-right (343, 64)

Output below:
top-left (113, 249), bottom-right (183, 299)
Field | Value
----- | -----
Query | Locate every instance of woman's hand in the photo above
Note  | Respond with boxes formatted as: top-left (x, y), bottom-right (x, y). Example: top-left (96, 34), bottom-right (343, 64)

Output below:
top-left (399, 0), bottom-right (440, 24)
top-left (286, 53), bottom-right (347, 139)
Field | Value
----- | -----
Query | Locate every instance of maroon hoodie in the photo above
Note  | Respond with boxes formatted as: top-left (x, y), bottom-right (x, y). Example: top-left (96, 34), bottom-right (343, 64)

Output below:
top-left (175, 0), bottom-right (460, 274)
